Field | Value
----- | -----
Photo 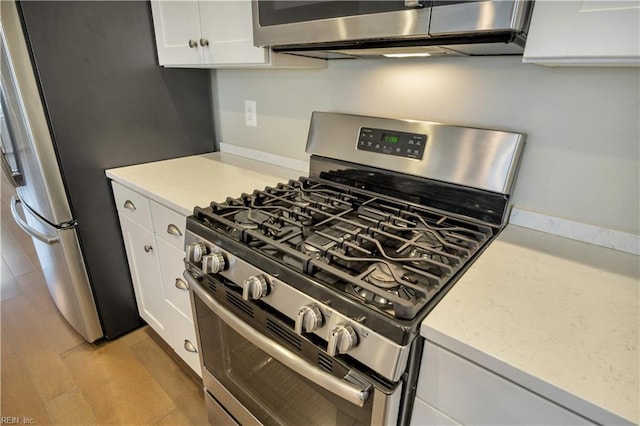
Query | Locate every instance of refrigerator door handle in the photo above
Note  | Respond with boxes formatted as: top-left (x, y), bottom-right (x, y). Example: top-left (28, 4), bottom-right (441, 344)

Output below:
top-left (10, 195), bottom-right (59, 244)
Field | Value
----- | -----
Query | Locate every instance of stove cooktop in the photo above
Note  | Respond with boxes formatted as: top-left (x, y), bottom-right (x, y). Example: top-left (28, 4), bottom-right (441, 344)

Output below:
top-left (193, 176), bottom-right (494, 320)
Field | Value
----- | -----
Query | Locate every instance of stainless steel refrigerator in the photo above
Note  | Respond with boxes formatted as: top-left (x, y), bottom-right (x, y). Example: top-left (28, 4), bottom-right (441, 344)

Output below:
top-left (0, 0), bottom-right (214, 342)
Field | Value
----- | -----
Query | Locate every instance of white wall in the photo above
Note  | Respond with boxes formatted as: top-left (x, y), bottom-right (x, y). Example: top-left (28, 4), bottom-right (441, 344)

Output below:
top-left (211, 57), bottom-right (640, 234)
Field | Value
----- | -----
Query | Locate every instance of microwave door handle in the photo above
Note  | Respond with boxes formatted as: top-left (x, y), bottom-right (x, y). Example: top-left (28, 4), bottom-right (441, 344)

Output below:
top-left (10, 196), bottom-right (59, 244)
top-left (184, 270), bottom-right (372, 408)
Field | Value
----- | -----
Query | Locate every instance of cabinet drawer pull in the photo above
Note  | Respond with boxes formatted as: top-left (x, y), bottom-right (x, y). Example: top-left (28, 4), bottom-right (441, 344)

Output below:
top-left (144, 245), bottom-right (153, 253)
top-left (199, 38), bottom-right (209, 47)
top-left (184, 340), bottom-right (198, 353)
top-left (175, 278), bottom-right (189, 291)
top-left (167, 224), bottom-right (182, 237)
top-left (188, 39), bottom-right (198, 48)
top-left (124, 200), bottom-right (136, 211)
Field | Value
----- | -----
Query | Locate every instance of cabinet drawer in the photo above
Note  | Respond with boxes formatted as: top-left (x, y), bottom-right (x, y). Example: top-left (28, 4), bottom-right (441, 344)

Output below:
top-left (157, 237), bottom-right (191, 318)
top-left (150, 200), bottom-right (186, 249)
top-left (112, 182), bottom-right (152, 230)
top-left (411, 397), bottom-right (460, 426)
top-left (417, 341), bottom-right (592, 425)
top-left (166, 302), bottom-right (201, 376)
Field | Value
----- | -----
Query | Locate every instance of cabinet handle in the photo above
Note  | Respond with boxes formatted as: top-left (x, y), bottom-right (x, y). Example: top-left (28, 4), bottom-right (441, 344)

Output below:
top-left (144, 245), bottom-right (153, 253)
top-left (188, 39), bottom-right (198, 48)
top-left (199, 38), bottom-right (209, 47)
top-left (184, 340), bottom-right (198, 353)
top-left (175, 278), bottom-right (189, 291)
top-left (124, 200), bottom-right (136, 211)
top-left (166, 224), bottom-right (182, 236)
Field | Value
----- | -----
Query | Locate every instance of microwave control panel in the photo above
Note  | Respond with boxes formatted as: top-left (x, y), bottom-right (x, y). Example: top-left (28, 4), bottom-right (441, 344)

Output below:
top-left (357, 127), bottom-right (426, 160)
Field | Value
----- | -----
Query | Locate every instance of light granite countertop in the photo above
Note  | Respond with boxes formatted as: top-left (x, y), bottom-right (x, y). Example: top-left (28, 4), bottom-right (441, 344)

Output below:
top-left (105, 152), bottom-right (302, 216)
top-left (421, 225), bottom-right (639, 425)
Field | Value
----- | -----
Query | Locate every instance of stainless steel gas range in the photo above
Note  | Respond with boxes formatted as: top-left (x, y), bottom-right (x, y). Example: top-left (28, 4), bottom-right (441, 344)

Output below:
top-left (183, 112), bottom-right (525, 426)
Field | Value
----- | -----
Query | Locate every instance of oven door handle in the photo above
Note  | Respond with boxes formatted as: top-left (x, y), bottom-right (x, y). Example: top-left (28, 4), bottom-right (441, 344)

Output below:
top-left (185, 270), bottom-right (372, 408)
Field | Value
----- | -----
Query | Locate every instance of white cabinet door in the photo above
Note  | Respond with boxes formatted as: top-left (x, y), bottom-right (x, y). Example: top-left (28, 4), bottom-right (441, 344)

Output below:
top-left (118, 213), bottom-right (169, 342)
top-left (156, 236), bottom-right (192, 318)
top-left (150, 0), bottom-right (202, 66)
top-left (198, 0), bottom-right (267, 65)
top-left (416, 341), bottom-right (592, 425)
top-left (523, 1), bottom-right (640, 66)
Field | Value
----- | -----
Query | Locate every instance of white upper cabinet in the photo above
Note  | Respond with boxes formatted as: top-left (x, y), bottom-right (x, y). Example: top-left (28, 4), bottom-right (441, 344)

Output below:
top-left (523, 1), bottom-right (640, 66)
top-left (150, 0), bottom-right (325, 68)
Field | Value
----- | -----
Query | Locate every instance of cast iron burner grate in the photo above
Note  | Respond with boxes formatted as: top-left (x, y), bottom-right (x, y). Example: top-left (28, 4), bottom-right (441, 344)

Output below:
top-left (193, 177), bottom-right (493, 319)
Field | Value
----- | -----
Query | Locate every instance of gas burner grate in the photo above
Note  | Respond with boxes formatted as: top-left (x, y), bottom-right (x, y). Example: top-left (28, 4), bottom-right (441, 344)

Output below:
top-left (193, 177), bottom-right (494, 319)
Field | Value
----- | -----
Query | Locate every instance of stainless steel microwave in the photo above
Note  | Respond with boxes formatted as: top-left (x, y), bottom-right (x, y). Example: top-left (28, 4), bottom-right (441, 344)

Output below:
top-left (251, 0), bottom-right (534, 59)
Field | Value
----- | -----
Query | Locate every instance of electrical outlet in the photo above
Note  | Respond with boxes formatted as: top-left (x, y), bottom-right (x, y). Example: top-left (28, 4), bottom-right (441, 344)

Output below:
top-left (244, 100), bottom-right (257, 127)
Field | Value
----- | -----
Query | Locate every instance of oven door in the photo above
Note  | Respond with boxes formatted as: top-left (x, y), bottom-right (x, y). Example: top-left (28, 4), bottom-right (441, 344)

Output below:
top-left (186, 271), bottom-right (402, 426)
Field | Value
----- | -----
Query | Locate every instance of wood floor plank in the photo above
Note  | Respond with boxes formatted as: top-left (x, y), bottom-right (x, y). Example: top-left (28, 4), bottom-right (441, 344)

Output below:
top-left (0, 351), bottom-right (53, 425)
top-left (1, 258), bottom-right (22, 301)
top-left (0, 223), bottom-right (36, 277)
top-left (45, 387), bottom-right (98, 425)
top-left (130, 337), bottom-right (208, 426)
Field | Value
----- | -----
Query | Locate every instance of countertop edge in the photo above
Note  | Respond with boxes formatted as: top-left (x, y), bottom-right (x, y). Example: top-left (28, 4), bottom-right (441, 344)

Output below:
top-left (420, 325), bottom-right (634, 425)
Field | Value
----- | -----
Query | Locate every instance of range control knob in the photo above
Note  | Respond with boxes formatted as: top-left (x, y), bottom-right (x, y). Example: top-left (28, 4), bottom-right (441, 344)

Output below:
top-left (202, 252), bottom-right (226, 274)
top-left (186, 242), bottom-right (207, 263)
top-left (295, 304), bottom-right (323, 335)
top-left (327, 323), bottom-right (358, 356)
top-left (242, 275), bottom-right (269, 301)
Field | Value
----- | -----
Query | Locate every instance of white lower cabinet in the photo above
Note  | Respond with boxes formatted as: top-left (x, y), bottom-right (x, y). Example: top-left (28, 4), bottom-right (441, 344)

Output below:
top-left (411, 397), bottom-right (460, 426)
top-left (412, 340), bottom-right (592, 425)
top-left (112, 181), bottom-right (201, 377)
top-left (118, 214), bottom-right (169, 343)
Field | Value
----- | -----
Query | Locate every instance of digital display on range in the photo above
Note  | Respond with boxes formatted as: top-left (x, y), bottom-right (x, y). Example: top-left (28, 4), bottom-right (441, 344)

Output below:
top-left (357, 127), bottom-right (426, 159)
top-left (382, 133), bottom-right (399, 144)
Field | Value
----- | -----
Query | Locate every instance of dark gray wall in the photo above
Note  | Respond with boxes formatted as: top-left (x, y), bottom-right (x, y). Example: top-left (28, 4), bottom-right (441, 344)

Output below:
top-left (19, 1), bottom-right (214, 339)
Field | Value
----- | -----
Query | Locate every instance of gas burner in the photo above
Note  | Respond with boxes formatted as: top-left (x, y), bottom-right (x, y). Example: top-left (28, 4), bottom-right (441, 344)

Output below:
top-left (347, 283), bottom-right (417, 310)
top-left (366, 262), bottom-right (405, 289)
top-left (234, 209), bottom-right (269, 229)
top-left (293, 195), bottom-right (310, 207)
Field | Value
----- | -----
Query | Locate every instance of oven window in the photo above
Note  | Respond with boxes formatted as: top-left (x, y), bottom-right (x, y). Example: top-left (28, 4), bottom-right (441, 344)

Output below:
top-left (195, 296), bottom-right (373, 426)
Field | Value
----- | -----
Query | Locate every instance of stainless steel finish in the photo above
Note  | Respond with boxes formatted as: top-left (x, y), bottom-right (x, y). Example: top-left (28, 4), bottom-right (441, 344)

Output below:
top-left (203, 370), bottom-right (262, 426)
top-left (202, 347), bottom-right (399, 426)
top-left (294, 304), bottom-right (323, 335)
top-left (430, 0), bottom-right (531, 36)
top-left (306, 112), bottom-right (526, 195)
top-left (252, 2), bottom-right (431, 47)
top-left (10, 196), bottom-right (58, 244)
top-left (166, 223), bottom-right (182, 236)
top-left (0, 8), bottom-right (74, 225)
top-left (1, 6), bottom-right (102, 342)
top-left (199, 38), bottom-right (209, 47)
top-left (186, 232), bottom-right (412, 383)
top-left (373, 381), bottom-right (403, 426)
top-left (242, 275), bottom-right (269, 301)
top-left (186, 270), bottom-right (372, 408)
top-left (205, 390), bottom-right (240, 426)
top-left (183, 340), bottom-right (198, 353)
top-left (175, 277), bottom-right (189, 291)
top-left (405, 0), bottom-right (423, 8)
top-left (186, 241), bottom-right (207, 263)
top-left (188, 39), bottom-right (198, 48)
top-left (327, 323), bottom-right (358, 356)
top-left (202, 252), bottom-right (225, 274)
top-left (123, 200), bottom-right (136, 211)
top-left (252, 0), bottom-right (531, 57)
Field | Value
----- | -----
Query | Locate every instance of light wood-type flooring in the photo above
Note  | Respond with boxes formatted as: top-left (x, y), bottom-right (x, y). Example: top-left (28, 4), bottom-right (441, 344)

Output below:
top-left (0, 176), bottom-right (208, 425)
